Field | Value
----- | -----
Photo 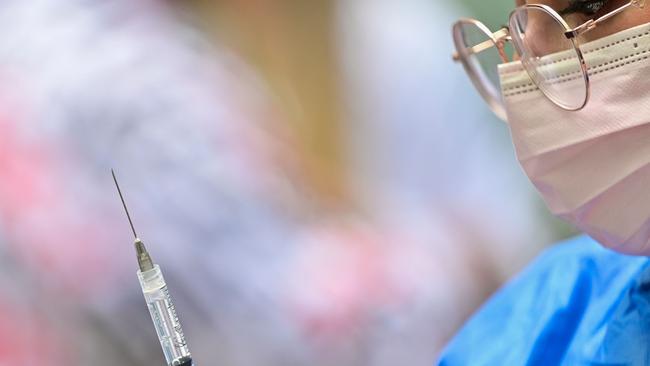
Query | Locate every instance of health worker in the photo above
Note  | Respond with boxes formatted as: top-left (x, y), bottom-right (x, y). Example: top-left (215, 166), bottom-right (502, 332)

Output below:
top-left (440, 0), bottom-right (650, 364)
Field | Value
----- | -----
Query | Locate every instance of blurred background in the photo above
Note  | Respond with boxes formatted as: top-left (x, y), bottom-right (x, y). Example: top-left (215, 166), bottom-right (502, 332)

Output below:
top-left (0, 0), bottom-right (576, 365)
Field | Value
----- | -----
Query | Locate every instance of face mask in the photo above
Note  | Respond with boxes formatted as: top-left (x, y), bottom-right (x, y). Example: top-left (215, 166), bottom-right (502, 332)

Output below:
top-left (498, 22), bottom-right (650, 255)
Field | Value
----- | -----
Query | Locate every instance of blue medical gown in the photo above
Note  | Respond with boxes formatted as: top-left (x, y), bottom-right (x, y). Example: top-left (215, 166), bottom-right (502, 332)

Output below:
top-left (438, 235), bottom-right (650, 365)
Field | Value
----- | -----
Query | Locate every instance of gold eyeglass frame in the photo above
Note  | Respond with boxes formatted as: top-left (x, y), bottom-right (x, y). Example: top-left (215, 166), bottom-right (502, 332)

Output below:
top-left (452, 0), bottom-right (646, 119)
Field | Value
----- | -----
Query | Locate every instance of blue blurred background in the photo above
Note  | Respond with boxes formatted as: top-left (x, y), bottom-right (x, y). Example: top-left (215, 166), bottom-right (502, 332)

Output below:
top-left (0, 0), bottom-right (574, 365)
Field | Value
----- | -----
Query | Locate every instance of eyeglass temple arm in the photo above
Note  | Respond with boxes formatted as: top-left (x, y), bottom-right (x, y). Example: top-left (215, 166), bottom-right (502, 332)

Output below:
top-left (452, 28), bottom-right (510, 61)
top-left (565, 0), bottom-right (645, 38)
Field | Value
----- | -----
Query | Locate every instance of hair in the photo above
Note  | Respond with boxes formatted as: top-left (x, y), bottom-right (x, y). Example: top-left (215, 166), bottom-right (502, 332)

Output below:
top-left (559, 0), bottom-right (610, 16)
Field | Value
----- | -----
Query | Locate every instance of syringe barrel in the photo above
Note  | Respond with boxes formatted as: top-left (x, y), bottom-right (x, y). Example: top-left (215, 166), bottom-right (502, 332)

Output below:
top-left (137, 265), bottom-right (192, 366)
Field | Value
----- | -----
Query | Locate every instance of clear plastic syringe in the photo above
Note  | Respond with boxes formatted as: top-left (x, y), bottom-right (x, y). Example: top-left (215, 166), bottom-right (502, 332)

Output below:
top-left (112, 170), bottom-right (195, 366)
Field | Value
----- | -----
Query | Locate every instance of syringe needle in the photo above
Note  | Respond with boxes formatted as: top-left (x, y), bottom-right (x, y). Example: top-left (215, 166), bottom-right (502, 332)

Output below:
top-left (111, 169), bottom-right (154, 272)
top-left (111, 168), bottom-right (139, 239)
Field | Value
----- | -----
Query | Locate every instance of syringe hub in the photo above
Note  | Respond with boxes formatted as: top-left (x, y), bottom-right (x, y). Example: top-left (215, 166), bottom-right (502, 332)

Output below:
top-left (135, 238), bottom-right (154, 272)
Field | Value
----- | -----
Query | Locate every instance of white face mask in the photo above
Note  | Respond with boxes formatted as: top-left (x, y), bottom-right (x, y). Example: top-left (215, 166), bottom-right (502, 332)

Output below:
top-left (498, 22), bottom-right (650, 255)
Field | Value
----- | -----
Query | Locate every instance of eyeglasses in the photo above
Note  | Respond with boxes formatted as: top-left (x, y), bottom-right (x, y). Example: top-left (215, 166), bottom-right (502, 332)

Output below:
top-left (452, 0), bottom-right (646, 120)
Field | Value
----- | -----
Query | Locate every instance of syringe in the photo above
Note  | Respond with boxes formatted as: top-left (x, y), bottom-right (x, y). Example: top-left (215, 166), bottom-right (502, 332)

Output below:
top-left (112, 170), bottom-right (195, 366)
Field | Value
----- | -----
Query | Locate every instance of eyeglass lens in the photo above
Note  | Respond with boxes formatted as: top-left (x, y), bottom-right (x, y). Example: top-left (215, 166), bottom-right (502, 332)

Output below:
top-left (453, 21), bottom-right (506, 118)
top-left (509, 7), bottom-right (588, 110)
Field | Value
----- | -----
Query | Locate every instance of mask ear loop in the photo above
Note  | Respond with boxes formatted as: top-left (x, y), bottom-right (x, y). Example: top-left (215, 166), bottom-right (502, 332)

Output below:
top-left (496, 25), bottom-right (519, 64)
top-left (495, 27), bottom-right (515, 63)
top-left (497, 42), bottom-right (509, 63)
